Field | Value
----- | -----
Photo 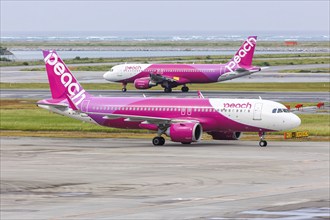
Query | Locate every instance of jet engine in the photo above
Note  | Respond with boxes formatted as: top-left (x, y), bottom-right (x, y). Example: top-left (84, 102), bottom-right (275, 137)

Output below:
top-left (166, 122), bottom-right (202, 143)
top-left (208, 131), bottom-right (242, 140)
top-left (134, 78), bottom-right (156, 89)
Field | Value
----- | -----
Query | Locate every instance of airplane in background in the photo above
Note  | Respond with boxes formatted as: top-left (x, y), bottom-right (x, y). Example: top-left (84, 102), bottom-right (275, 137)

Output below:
top-left (38, 50), bottom-right (301, 147)
top-left (103, 36), bottom-right (261, 93)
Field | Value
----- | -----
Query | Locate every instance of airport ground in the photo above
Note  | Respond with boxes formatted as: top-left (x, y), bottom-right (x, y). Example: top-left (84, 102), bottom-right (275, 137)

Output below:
top-left (1, 137), bottom-right (329, 220)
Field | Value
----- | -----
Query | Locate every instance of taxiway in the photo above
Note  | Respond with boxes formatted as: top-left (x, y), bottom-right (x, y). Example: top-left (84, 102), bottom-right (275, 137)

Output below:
top-left (1, 89), bottom-right (329, 104)
top-left (1, 137), bottom-right (329, 219)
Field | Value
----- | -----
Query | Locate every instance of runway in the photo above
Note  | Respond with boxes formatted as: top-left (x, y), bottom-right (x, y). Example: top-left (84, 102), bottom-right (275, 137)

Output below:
top-left (1, 137), bottom-right (329, 219)
top-left (1, 89), bottom-right (329, 103)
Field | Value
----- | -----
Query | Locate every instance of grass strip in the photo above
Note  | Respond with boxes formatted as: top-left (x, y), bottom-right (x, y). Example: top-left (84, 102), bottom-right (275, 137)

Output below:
top-left (278, 68), bottom-right (330, 73)
top-left (1, 82), bottom-right (329, 92)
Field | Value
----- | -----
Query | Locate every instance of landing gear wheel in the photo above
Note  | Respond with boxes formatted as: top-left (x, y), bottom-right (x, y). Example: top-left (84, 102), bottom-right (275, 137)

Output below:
top-left (122, 88), bottom-right (127, 92)
top-left (258, 131), bottom-right (267, 147)
top-left (164, 87), bottom-right (172, 93)
top-left (181, 142), bottom-right (191, 145)
top-left (259, 140), bottom-right (267, 147)
top-left (153, 137), bottom-right (165, 146)
top-left (181, 86), bottom-right (189, 92)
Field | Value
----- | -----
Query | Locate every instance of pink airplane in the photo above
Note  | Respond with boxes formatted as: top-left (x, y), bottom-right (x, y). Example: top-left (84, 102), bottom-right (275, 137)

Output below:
top-left (103, 36), bottom-right (261, 92)
top-left (38, 50), bottom-right (301, 147)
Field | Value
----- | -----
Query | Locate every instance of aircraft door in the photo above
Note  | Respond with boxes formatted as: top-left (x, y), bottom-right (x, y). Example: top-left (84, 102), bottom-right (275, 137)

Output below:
top-left (253, 103), bottom-right (263, 120)
top-left (81, 100), bottom-right (90, 112)
top-left (187, 108), bottom-right (192, 116)
top-left (181, 107), bottom-right (186, 116)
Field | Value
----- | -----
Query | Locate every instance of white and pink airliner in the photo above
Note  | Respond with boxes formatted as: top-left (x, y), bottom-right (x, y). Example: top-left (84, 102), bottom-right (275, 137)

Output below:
top-left (103, 36), bottom-right (261, 92)
top-left (38, 50), bottom-right (301, 147)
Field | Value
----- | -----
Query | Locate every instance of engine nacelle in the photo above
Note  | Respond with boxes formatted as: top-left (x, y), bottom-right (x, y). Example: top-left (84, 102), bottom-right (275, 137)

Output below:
top-left (166, 122), bottom-right (202, 143)
top-left (208, 131), bottom-right (242, 140)
top-left (134, 77), bottom-right (156, 89)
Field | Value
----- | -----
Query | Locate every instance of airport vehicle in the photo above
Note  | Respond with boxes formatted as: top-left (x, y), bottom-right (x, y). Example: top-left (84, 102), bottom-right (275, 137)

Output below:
top-left (37, 50), bottom-right (301, 147)
top-left (103, 36), bottom-right (261, 92)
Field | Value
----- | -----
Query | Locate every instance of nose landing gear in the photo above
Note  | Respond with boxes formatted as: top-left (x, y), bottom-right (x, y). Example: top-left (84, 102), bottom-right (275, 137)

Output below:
top-left (122, 82), bottom-right (127, 92)
top-left (258, 131), bottom-right (268, 147)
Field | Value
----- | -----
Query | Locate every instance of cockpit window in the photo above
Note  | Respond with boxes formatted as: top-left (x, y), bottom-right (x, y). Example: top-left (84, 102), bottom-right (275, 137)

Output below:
top-left (272, 108), bottom-right (290, 113)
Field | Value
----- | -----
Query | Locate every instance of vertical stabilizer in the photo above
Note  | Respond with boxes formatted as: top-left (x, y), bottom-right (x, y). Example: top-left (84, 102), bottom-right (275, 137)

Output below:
top-left (225, 36), bottom-right (257, 72)
top-left (42, 50), bottom-right (91, 106)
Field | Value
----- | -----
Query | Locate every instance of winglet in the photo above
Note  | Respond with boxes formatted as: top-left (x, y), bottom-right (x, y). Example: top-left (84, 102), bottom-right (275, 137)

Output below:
top-left (197, 90), bottom-right (205, 99)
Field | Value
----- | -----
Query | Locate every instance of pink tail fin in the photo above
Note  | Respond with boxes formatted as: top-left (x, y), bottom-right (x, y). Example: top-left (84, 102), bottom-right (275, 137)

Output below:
top-left (225, 36), bottom-right (257, 72)
top-left (43, 50), bottom-right (91, 106)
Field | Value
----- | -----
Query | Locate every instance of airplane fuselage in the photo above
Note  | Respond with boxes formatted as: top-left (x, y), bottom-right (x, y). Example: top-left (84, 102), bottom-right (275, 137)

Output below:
top-left (39, 97), bottom-right (300, 133)
top-left (105, 63), bottom-right (259, 84)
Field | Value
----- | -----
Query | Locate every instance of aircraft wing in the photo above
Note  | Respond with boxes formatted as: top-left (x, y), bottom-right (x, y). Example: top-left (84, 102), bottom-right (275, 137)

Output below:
top-left (92, 112), bottom-right (199, 125)
top-left (150, 73), bottom-right (177, 83)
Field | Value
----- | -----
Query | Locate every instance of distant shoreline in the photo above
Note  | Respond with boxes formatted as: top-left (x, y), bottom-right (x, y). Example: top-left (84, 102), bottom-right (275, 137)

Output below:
top-left (2, 40), bottom-right (329, 51)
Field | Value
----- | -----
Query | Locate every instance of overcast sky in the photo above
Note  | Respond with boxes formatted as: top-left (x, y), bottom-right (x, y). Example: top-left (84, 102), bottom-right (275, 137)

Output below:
top-left (1, 0), bottom-right (329, 34)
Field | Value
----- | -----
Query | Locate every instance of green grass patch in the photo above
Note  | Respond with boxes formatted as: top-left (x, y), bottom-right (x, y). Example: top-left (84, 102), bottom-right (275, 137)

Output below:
top-left (278, 68), bottom-right (330, 73)
top-left (271, 114), bottom-right (330, 136)
top-left (0, 106), bottom-right (141, 134)
top-left (1, 82), bottom-right (329, 92)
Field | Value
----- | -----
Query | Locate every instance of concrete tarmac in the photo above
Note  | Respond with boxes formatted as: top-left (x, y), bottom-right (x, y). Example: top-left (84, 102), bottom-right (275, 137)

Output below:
top-left (1, 89), bottom-right (329, 104)
top-left (1, 137), bottom-right (329, 219)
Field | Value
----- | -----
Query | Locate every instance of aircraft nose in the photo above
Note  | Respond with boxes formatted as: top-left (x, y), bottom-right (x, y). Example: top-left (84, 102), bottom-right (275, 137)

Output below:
top-left (290, 114), bottom-right (301, 129)
top-left (103, 71), bottom-right (111, 81)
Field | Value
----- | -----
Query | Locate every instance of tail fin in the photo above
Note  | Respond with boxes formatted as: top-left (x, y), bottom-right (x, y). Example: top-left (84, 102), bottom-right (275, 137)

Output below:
top-left (225, 36), bottom-right (257, 72)
top-left (42, 50), bottom-right (91, 106)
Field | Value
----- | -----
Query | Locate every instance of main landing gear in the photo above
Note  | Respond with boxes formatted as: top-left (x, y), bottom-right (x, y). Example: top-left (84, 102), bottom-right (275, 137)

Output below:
top-left (122, 82), bottom-right (127, 92)
top-left (153, 125), bottom-right (168, 146)
top-left (152, 136), bottom-right (165, 146)
top-left (163, 85), bottom-right (189, 93)
top-left (258, 131), bottom-right (268, 147)
top-left (164, 87), bottom-right (172, 93)
top-left (181, 85), bottom-right (189, 92)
